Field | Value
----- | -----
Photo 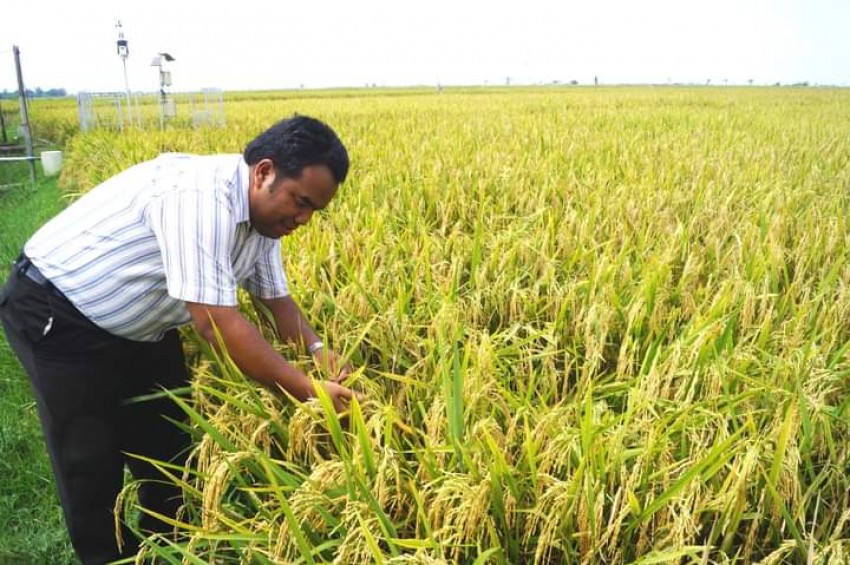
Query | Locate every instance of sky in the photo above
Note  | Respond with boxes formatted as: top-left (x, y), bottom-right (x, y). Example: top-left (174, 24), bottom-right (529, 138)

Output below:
top-left (1, 0), bottom-right (848, 94)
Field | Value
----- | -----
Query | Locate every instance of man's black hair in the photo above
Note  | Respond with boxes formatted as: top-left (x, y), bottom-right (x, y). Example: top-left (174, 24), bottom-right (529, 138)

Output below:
top-left (243, 115), bottom-right (349, 184)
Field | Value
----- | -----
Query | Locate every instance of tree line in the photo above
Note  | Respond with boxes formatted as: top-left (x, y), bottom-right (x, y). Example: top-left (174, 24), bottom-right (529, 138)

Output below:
top-left (0, 87), bottom-right (68, 99)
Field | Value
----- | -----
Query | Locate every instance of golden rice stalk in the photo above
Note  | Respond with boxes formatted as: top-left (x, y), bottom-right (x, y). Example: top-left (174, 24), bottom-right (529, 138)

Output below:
top-left (524, 475), bottom-right (571, 564)
top-left (373, 448), bottom-right (408, 519)
top-left (758, 539), bottom-right (798, 565)
top-left (202, 452), bottom-right (251, 531)
top-left (113, 480), bottom-right (141, 554)
top-left (273, 459), bottom-right (348, 560)
top-left (332, 500), bottom-right (383, 565)
top-left (287, 399), bottom-right (335, 466)
top-left (386, 554), bottom-right (451, 564)
top-left (425, 472), bottom-right (501, 563)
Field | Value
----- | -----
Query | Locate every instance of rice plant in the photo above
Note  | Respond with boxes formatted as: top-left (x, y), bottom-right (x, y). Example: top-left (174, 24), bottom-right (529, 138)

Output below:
top-left (40, 86), bottom-right (850, 563)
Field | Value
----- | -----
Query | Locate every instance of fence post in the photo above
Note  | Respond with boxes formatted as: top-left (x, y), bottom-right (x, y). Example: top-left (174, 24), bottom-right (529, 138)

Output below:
top-left (0, 100), bottom-right (7, 144)
top-left (13, 45), bottom-right (36, 186)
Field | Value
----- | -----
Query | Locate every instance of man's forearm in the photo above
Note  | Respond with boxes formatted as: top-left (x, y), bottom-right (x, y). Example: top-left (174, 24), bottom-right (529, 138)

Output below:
top-left (191, 304), bottom-right (314, 400)
top-left (261, 296), bottom-right (321, 352)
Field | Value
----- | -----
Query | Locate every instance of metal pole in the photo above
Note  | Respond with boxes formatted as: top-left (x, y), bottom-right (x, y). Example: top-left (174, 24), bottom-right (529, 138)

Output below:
top-left (13, 45), bottom-right (36, 186)
top-left (122, 58), bottom-right (133, 126)
top-left (115, 96), bottom-right (124, 132)
top-left (77, 93), bottom-right (87, 132)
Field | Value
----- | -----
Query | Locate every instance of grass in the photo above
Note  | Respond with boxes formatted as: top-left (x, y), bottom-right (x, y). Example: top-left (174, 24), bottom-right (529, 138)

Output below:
top-left (0, 163), bottom-right (75, 565)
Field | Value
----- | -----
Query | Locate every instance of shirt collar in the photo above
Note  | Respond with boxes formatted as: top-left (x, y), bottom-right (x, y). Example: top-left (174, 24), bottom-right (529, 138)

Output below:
top-left (233, 156), bottom-right (251, 225)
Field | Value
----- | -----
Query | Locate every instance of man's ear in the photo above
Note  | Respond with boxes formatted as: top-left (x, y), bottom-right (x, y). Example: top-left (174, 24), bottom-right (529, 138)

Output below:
top-left (252, 159), bottom-right (276, 190)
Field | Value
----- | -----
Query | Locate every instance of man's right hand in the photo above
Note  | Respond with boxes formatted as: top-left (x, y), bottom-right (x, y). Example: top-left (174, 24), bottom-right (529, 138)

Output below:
top-left (318, 380), bottom-right (357, 413)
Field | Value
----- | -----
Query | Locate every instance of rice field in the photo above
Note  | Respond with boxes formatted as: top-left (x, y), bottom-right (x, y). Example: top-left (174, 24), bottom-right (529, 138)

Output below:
top-left (32, 86), bottom-right (850, 563)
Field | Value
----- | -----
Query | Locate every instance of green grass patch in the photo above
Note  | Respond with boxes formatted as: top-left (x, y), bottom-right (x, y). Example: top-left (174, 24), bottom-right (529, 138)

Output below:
top-left (0, 163), bottom-right (75, 565)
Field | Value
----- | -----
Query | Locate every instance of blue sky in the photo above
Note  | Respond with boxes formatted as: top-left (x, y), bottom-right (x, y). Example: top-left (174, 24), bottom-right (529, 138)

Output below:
top-left (2, 0), bottom-right (848, 93)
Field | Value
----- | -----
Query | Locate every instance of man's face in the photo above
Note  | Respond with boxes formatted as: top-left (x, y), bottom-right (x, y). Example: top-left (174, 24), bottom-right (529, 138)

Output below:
top-left (248, 160), bottom-right (338, 238)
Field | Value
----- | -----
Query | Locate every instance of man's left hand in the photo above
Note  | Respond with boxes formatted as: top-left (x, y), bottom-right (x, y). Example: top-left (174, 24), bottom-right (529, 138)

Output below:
top-left (313, 347), bottom-right (354, 384)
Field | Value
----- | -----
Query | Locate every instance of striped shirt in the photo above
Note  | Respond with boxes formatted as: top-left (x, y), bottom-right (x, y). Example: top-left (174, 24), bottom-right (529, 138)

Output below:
top-left (25, 153), bottom-right (289, 342)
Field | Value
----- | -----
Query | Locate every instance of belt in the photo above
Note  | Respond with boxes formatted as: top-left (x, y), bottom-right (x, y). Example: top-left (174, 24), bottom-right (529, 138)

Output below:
top-left (15, 254), bottom-right (52, 287)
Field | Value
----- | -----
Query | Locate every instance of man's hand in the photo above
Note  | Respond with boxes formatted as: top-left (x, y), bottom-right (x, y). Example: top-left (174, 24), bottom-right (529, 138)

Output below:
top-left (318, 380), bottom-right (357, 413)
top-left (313, 347), bottom-right (354, 384)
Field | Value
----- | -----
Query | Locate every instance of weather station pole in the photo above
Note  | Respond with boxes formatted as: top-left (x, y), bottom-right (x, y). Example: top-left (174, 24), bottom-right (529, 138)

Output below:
top-left (116, 21), bottom-right (133, 127)
top-left (151, 52), bottom-right (175, 131)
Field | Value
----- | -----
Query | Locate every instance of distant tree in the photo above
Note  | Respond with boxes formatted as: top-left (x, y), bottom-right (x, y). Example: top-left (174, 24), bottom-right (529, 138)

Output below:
top-left (4, 87), bottom-right (67, 99)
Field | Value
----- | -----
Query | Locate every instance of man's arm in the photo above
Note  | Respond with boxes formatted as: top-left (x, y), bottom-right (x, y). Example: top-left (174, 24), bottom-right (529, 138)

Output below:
top-left (185, 302), bottom-right (352, 408)
top-left (256, 295), bottom-right (353, 382)
top-left (255, 295), bottom-right (319, 351)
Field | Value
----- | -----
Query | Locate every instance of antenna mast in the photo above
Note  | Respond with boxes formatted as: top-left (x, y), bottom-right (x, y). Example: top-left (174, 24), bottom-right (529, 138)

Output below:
top-left (115, 20), bottom-right (134, 126)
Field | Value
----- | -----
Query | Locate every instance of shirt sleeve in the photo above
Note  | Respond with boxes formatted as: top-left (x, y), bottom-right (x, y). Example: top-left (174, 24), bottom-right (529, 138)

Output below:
top-left (148, 187), bottom-right (240, 306)
top-left (242, 239), bottom-right (290, 299)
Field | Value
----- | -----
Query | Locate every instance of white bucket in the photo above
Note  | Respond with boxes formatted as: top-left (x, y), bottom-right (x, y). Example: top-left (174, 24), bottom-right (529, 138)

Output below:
top-left (41, 150), bottom-right (63, 177)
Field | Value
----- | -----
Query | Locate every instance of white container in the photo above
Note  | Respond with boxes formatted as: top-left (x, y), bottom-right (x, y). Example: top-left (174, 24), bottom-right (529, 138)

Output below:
top-left (40, 150), bottom-right (63, 177)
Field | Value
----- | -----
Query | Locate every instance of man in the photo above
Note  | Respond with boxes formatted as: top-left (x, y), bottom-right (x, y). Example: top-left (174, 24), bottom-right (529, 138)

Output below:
top-left (0, 115), bottom-right (356, 563)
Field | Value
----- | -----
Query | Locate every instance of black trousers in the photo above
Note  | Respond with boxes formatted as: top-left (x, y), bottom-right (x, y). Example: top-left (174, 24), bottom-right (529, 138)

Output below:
top-left (0, 256), bottom-right (191, 565)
